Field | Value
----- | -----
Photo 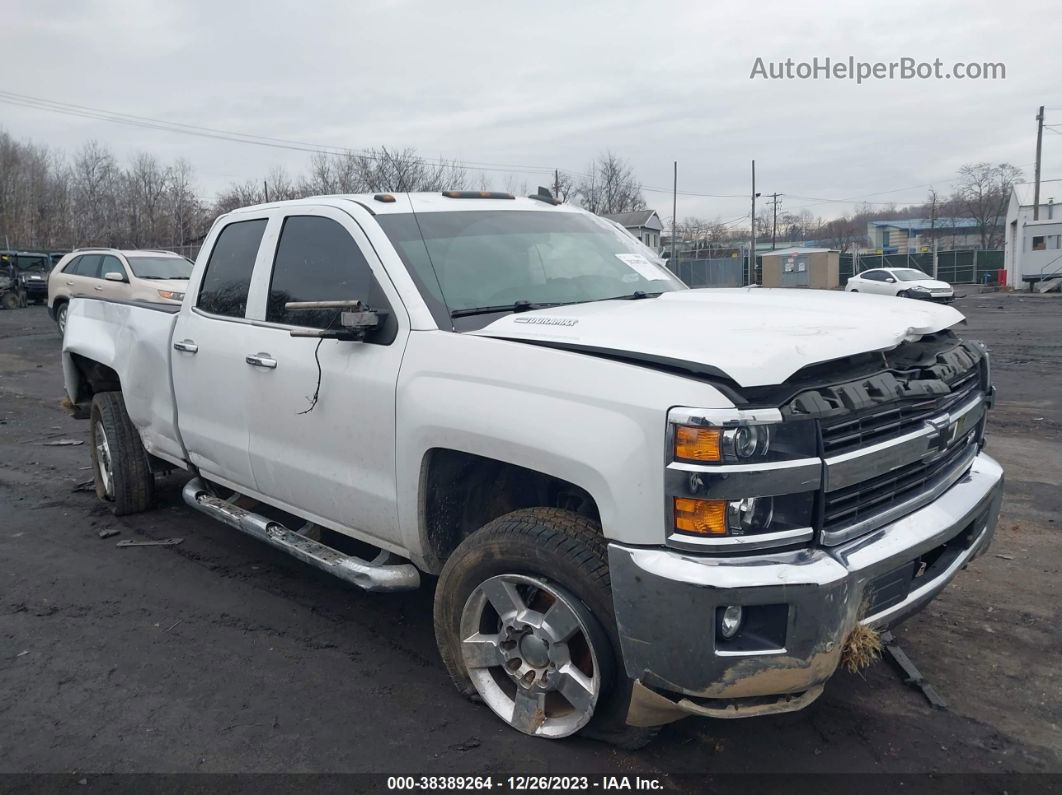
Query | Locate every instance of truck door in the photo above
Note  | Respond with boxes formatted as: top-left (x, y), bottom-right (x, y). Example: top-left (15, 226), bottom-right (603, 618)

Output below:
top-left (242, 207), bottom-right (407, 548)
top-left (172, 217), bottom-right (269, 491)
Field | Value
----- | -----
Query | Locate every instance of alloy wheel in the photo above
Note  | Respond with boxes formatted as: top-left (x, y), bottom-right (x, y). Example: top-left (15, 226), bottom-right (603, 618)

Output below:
top-left (459, 573), bottom-right (603, 738)
top-left (94, 421), bottom-right (114, 499)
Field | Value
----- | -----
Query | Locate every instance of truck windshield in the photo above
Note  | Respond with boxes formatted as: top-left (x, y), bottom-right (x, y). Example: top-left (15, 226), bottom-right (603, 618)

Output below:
top-left (15, 255), bottom-right (49, 272)
top-left (126, 256), bottom-right (194, 280)
top-left (377, 210), bottom-right (685, 329)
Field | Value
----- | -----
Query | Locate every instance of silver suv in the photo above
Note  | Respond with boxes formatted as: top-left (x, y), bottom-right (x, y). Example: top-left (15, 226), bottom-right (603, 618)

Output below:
top-left (48, 249), bottom-right (192, 335)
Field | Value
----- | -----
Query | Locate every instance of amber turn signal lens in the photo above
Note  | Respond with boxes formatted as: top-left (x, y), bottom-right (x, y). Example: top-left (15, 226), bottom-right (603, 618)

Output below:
top-left (673, 497), bottom-right (728, 536)
top-left (674, 426), bottom-right (721, 462)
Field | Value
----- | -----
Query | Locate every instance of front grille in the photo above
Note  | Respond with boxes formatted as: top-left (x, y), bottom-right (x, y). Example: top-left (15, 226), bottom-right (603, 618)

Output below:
top-left (821, 367), bottom-right (980, 456)
top-left (823, 430), bottom-right (976, 532)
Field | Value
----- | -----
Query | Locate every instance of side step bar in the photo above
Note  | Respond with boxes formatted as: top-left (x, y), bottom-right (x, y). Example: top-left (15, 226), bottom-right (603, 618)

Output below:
top-left (181, 478), bottom-right (420, 592)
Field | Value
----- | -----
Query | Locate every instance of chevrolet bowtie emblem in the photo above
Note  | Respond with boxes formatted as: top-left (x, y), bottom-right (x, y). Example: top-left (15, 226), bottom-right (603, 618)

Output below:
top-left (926, 416), bottom-right (956, 454)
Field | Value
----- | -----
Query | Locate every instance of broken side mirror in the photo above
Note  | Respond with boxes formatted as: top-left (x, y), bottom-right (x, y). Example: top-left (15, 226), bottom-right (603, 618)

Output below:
top-left (283, 300), bottom-right (386, 341)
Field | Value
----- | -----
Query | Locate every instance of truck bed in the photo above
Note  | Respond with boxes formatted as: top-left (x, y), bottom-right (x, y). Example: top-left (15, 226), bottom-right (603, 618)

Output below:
top-left (62, 297), bottom-right (187, 468)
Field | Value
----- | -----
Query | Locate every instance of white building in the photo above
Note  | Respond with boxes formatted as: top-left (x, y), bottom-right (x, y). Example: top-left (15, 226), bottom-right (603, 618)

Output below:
top-left (601, 210), bottom-right (664, 251)
top-left (1005, 178), bottom-right (1062, 288)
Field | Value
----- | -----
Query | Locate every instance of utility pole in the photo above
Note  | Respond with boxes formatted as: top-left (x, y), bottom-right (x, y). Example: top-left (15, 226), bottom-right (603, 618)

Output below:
top-left (263, 180), bottom-right (269, 203)
top-left (672, 161), bottom-right (678, 265)
top-left (750, 161), bottom-right (760, 283)
top-left (766, 193), bottom-right (782, 249)
top-left (1034, 105), bottom-right (1044, 220)
top-left (553, 169), bottom-right (561, 201)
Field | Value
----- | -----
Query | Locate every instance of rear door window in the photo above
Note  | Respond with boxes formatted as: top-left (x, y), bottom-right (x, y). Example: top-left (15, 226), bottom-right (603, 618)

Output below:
top-left (197, 219), bottom-right (267, 318)
top-left (265, 215), bottom-right (395, 342)
top-left (72, 255), bottom-right (102, 277)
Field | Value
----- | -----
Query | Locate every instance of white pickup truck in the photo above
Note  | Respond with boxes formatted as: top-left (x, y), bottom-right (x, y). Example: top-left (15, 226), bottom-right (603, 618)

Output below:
top-left (62, 191), bottom-right (1003, 746)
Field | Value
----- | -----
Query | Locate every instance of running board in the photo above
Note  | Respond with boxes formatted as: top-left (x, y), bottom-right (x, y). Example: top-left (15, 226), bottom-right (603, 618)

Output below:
top-left (181, 478), bottom-right (420, 592)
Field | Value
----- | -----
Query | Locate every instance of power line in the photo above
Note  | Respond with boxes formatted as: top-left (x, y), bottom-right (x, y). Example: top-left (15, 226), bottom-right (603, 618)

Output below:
top-left (0, 90), bottom-right (569, 179)
top-left (1, 88), bottom-right (1038, 214)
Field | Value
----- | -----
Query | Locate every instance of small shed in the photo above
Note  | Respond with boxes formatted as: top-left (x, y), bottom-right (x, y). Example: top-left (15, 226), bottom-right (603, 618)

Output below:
top-left (760, 247), bottom-right (840, 289)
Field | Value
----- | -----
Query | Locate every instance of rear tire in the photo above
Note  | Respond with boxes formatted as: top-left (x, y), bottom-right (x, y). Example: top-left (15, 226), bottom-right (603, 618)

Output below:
top-left (434, 508), bottom-right (655, 748)
top-left (0, 292), bottom-right (18, 310)
top-left (90, 391), bottom-right (155, 516)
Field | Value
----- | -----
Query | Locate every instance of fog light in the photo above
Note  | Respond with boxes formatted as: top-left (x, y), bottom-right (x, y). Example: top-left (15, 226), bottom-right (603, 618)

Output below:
top-left (720, 605), bottom-right (743, 639)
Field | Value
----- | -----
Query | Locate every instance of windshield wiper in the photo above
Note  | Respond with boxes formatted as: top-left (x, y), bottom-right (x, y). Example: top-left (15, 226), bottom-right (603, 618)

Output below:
top-left (450, 300), bottom-right (564, 319)
top-left (598, 290), bottom-right (664, 301)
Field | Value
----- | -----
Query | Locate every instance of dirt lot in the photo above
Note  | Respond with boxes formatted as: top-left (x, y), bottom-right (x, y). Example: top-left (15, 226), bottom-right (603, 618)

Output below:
top-left (1, 295), bottom-right (1060, 780)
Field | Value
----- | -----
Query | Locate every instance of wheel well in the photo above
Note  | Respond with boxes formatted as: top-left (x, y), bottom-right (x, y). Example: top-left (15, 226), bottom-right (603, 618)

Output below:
top-left (422, 449), bottom-right (601, 570)
top-left (70, 353), bottom-right (121, 404)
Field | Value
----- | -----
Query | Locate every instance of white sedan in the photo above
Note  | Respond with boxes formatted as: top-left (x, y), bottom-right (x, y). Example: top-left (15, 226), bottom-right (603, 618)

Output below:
top-left (845, 267), bottom-right (954, 302)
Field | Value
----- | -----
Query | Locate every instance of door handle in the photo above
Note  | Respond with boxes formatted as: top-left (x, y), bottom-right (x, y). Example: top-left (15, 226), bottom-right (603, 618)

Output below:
top-left (94, 285), bottom-right (103, 291)
top-left (65, 280), bottom-right (74, 286)
top-left (173, 339), bottom-right (198, 354)
top-left (246, 353), bottom-right (277, 369)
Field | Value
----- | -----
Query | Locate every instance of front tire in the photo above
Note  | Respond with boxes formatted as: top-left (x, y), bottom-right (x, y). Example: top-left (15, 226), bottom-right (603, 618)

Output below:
top-left (434, 508), bottom-right (653, 748)
top-left (897, 289), bottom-right (911, 298)
top-left (55, 302), bottom-right (68, 337)
top-left (90, 391), bottom-right (155, 515)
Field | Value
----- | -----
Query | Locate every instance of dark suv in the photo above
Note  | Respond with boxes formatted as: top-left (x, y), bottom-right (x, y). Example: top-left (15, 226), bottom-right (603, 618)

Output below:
top-left (0, 251), bottom-right (53, 304)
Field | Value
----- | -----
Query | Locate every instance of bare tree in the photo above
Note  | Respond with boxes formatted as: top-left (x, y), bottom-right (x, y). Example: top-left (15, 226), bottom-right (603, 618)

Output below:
top-left (575, 151), bottom-right (646, 215)
top-left (552, 170), bottom-right (575, 203)
top-left (951, 162), bottom-right (1022, 249)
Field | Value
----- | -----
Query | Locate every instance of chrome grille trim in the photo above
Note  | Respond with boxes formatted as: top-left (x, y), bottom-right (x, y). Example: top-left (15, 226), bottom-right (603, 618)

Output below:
top-left (821, 435), bottom-right (979, 546)
top-left (820, 367), bottom-right (980, 456)
top-left (823, 395), bottom-right (984, 492)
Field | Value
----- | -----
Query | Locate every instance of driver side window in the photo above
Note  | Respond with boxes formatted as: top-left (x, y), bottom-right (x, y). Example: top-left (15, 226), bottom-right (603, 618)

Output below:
top-left (266, 215), bottom-right (396, 344)
top-left (99, 255), bottom-right (126, 281)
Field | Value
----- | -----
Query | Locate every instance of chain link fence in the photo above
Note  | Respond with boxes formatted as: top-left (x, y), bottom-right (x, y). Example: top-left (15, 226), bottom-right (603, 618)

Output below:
top-left (839, 250), bottom-right (1004, 286)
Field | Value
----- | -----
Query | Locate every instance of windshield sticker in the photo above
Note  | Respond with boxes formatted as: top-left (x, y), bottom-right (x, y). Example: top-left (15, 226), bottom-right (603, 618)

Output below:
top-left (615, 253), bottom-right (668, 281)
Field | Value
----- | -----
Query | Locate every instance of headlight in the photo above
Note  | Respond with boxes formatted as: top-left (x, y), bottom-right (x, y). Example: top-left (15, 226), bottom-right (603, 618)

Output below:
top-left (672, 414), bottom-right (814, 465)
top-left (666, 408), bottom-right (821, 550)
top-left (158, 290), bottom-right (185, 301)
top-left (672, 492), bottom-right (813, 539)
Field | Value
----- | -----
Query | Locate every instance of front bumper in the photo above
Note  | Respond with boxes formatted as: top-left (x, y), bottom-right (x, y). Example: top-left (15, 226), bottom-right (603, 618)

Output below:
top-left (609, 452), bottom-right (1003, 726)
top-left (21, 279), bottom-right (47, 297)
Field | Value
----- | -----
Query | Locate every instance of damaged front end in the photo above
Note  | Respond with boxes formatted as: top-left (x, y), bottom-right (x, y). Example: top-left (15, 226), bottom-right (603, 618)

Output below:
top-left (610, 334), bottom-right (1004, 726)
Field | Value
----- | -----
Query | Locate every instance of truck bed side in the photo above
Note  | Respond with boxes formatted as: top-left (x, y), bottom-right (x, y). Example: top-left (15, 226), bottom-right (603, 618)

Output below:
top-left (62, 297), bottom-right (187, 468)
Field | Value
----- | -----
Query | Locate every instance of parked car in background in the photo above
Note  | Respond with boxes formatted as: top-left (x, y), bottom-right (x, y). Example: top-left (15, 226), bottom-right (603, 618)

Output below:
top-left (0, 250), bottom-right (52, 305)
top-left (845, 267), bottom-right (954, 302)
top-left (48, 249), bottom-right (192, 335)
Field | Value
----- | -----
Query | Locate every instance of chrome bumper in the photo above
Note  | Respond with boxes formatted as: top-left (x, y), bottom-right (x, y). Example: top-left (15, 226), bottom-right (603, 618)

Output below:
top-left (609, 452), bottom-right (1003, 726)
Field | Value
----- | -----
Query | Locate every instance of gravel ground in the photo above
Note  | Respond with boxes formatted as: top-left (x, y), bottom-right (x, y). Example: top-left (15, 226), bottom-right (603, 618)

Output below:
top-left (0, 295), bottom-right (1059, 780)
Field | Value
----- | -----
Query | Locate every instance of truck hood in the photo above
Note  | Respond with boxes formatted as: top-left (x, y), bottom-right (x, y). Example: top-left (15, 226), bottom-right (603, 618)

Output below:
top-left (471, 288), bottom-right (965, 388)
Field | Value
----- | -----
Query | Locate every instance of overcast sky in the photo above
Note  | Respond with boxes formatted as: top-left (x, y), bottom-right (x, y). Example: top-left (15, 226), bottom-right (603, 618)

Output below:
top-left (3, 0), bottom-right (1059, 222)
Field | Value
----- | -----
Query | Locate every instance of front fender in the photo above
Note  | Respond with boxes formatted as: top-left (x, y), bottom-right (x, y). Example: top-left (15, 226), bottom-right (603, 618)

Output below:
top-left (395, 331), bottom-right (735, 568)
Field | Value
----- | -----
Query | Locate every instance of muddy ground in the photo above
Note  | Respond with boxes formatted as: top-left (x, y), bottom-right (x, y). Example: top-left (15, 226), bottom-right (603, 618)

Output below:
top-left (0, 295), bottom-right (1059, 781)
